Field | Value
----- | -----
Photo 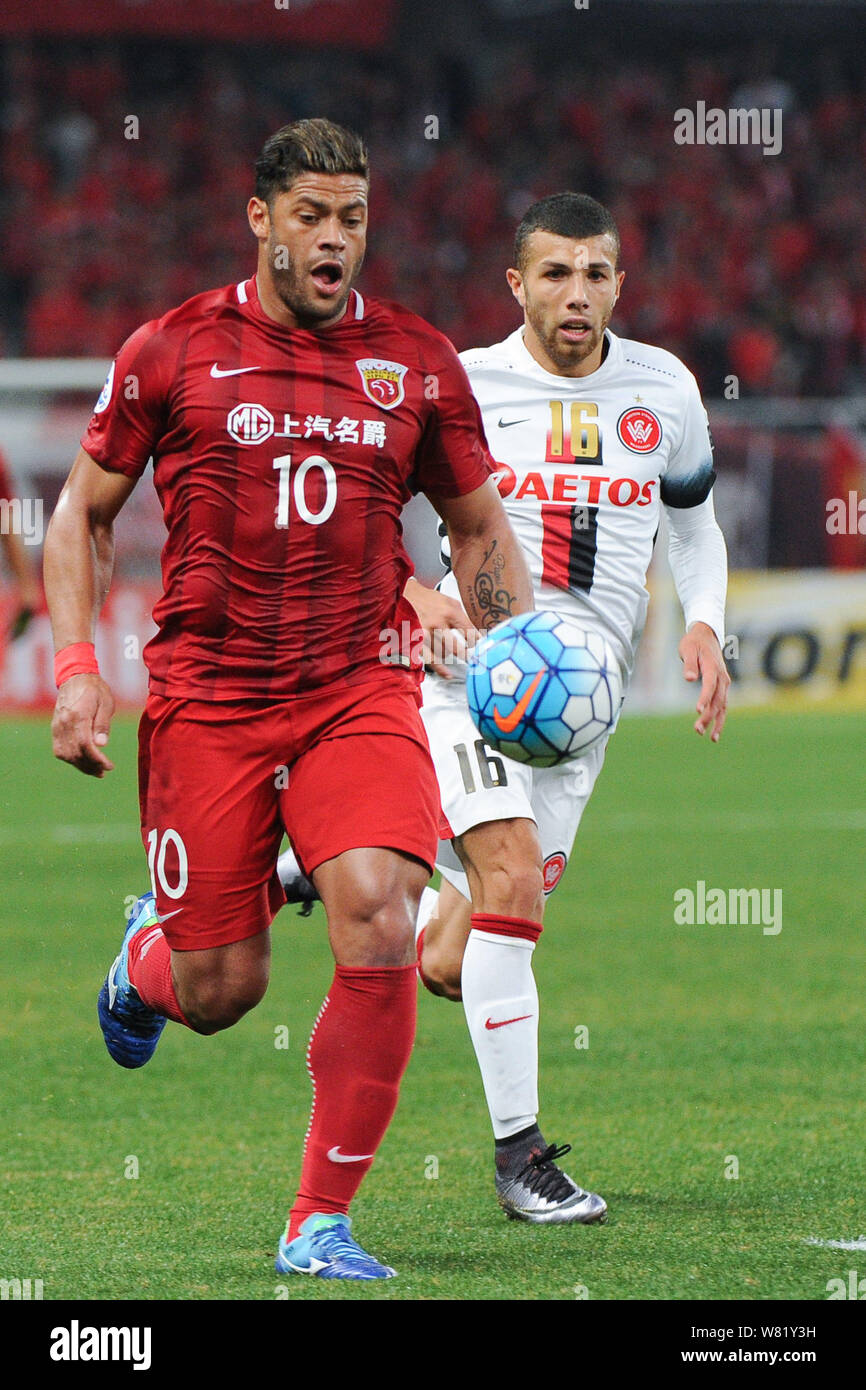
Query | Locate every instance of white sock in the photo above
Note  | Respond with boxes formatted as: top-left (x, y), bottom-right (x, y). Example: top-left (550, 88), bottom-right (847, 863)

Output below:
top-left (276, 846), bottom-right (300, 889)
top-left (415, 885), bottom-right (440, 944)
top-left (461, 925), bottom-right (540, 1140)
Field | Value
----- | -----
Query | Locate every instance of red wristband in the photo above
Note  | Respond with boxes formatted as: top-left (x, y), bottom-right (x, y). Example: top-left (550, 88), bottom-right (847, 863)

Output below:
top-left (55, 641), bottom-right (100, 688)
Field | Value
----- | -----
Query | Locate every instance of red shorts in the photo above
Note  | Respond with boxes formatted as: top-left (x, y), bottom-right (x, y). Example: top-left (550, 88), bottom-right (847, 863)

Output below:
top-left (137, 673), bottom-right (439, 951)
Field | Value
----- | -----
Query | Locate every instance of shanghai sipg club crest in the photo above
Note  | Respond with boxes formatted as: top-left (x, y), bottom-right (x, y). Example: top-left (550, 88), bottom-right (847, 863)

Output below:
top-left (617, 406), bottom-right (662, 453)
top-left (355, 358), bottom-right (408, 410)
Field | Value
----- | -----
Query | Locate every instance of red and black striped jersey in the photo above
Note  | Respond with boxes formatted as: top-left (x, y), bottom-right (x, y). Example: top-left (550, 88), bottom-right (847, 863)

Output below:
top-left (82, 276), bottom-right (493, 699)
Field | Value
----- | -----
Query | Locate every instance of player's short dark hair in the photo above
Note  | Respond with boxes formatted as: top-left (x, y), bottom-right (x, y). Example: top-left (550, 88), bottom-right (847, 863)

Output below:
top-left (254, 119), bottom-right (369, 203)
top-left (514, 193), bottom-right (620, 272)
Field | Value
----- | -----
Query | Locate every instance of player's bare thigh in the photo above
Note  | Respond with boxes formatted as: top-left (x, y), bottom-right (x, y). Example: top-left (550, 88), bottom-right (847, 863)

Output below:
top-left (422, 817), bottom-right (545, 1000)
top-left (172, 931), bottom-right (272, 1035)
top-left (313, 846), bottom-right (431, 967)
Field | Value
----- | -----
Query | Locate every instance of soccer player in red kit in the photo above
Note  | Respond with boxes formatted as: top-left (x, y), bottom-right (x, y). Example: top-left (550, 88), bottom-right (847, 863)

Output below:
top-left (43, 119), bottom-right (533, 1282)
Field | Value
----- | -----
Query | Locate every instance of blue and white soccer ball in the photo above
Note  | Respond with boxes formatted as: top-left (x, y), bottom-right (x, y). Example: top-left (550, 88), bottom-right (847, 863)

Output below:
top-left (466, 610), bottom-right (622, 767)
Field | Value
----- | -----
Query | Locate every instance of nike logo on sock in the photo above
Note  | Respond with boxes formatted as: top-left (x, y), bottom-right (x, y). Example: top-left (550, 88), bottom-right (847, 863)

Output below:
top-left (210, 363), bottom-right (262, 378)
top-left (485, 1014), bottom-right (533, 1030)
top-left (327, 1146), bottom-right (374, 1163)
top-left (139, 926), bottom-right (164, 958)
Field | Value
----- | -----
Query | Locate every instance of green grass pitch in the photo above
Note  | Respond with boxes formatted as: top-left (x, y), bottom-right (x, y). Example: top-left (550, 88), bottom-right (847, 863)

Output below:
top-left (1, 708), bottom-right (863, 1301)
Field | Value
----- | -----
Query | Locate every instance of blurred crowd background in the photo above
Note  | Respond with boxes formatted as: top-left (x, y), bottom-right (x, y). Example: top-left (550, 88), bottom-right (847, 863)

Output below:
top-left (1, 3), bottom-right (864, 398)
top-left (0, 0), bottom-right (863, 711)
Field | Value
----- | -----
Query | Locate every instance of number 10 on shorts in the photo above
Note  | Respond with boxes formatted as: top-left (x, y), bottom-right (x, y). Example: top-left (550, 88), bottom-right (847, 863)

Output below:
top-left (146, 827), bottom-right (189, 901)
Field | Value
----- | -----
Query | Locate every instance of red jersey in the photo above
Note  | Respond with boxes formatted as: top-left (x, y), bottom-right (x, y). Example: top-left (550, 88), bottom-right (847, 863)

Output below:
top-left (82, 278), bottom-right (493, 699)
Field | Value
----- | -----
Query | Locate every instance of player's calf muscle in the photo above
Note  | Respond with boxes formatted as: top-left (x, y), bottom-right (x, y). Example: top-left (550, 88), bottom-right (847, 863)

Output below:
top-left (419, 932), bottom-right (463, 1000)
top-left (473, 862), bottom-right (545, 920)
top-left (418, 881), bottom-right (471, 999)
top-left (172, 941), bottom-right (270, 1033)
top-left (458, 821), bottom-right (545, 921)
top-left (176, 977), bottom-right (267, 1034)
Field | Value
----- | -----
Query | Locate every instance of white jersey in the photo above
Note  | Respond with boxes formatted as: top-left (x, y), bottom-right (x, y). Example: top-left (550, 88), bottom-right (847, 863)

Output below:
top-left (438, 327), bottom-right (716, 681)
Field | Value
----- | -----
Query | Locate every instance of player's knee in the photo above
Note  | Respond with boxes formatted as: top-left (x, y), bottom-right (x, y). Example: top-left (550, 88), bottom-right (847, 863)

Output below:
top-left (419, 938), bottom-right (463, 1002)
top-left (181, 972), bottom-right (268, 1035)
top-left (331, 873), bottom-right (417, 965)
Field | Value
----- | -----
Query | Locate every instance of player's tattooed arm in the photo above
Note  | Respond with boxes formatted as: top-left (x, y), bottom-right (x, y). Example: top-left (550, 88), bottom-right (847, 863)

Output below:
top-left (471, 538), bottom-right (516, 627)
top-left (431, 480), bottom-right (533, 632)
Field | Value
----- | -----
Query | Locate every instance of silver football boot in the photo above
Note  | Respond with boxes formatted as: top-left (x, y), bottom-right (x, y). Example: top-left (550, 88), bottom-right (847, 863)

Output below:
top-left (276, 845), bottom-right (319, 917)
top-left (495, 1139), bottom-right (608, 1225)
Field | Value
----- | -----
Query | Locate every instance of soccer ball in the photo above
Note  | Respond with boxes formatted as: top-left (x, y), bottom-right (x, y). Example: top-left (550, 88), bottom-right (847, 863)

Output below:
top-left (466, 610), bottom-right (622, 767)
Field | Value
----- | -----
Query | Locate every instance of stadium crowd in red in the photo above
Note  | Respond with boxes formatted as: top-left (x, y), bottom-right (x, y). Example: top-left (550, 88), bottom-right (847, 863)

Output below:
top-left (1, 38), bottom-right (863, 396)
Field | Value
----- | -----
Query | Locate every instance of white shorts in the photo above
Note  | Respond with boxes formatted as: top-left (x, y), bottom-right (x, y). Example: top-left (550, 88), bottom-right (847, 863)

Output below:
top-left (419, 671), bottom-right (609, 902)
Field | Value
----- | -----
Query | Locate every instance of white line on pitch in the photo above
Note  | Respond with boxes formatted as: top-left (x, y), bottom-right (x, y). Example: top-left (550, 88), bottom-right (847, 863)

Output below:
top-left (586, 810), bottom-right (866, 833)
top-left (804, 1237), bottom-right (866, 1251)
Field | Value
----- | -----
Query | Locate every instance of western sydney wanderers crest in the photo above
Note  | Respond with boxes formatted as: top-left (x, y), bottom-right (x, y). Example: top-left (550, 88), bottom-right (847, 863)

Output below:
top-left (617, 406), bottom-right (662, 453)
top-left (356, 358), bottom-right (408, 410)
top-left (543, 852), bottom-right (567, 894)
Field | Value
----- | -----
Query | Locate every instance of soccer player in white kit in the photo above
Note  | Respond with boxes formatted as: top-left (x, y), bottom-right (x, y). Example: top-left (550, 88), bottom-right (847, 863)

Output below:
top-left (281, 192), bottom-right (730, 1225)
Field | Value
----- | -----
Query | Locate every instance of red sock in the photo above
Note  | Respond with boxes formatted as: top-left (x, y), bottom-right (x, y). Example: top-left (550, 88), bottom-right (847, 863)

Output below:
top-left (127, 926), bottom-right (190, 1026)
top-left (287, 963), bottom-right (417, 1240)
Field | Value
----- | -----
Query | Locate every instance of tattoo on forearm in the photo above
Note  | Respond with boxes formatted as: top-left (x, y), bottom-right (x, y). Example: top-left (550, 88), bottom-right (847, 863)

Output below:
top-left (472, 539), bottom-right (516, 628)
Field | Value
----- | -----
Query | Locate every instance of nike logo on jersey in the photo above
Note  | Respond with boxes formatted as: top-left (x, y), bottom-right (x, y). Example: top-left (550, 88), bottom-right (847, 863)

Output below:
top-left (485, 1014), bottom-right (533, 1030)
top-left (327, 1146), bottom-right (374, 1164)
top-left (498, 417), bottom-right (529, 428)
top-left (210, 363), bottom-right (262, 378)
top-left (156, 909), bottom-right (183, 925)
top-left (492, 667), bottom-right (546, 733)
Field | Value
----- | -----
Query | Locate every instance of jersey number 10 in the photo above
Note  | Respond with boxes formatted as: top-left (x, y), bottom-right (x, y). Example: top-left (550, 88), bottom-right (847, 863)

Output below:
top-left (273, 454), bottom-right (338, 529)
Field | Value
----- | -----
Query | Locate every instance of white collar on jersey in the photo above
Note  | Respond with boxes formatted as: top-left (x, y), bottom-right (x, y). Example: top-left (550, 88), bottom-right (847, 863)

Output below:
top-left (505, 325), bottom-right (621, 385)
top-left (236, 276), bottom-right (365, 321)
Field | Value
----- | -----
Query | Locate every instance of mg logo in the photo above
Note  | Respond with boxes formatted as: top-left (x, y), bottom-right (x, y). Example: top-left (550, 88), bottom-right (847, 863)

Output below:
top-left (227, 403), bottom-right (274, 445)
